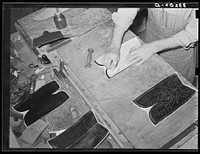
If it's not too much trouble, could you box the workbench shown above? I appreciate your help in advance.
[12,7,198,149]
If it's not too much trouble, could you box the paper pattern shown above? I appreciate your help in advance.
[95,37,141,78]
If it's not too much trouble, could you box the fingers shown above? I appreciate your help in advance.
[129,45,140,53]
[129,56,142,65]
[102,53,118,70]
[126,48,143,64]
[110,59,117,71]
[106,58,113,69]
[135,59,144,66]
[126,52,147,66]
[102,55,111,69]
[101,55,112,69]
[101,54,107,65]
[126,52,138,62]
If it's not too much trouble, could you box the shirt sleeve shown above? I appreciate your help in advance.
[172,9,198,50]
[112,8,140,31]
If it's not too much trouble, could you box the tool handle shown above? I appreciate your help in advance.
[59,70,67,79]
[85,49,94,68]
[53,69,63,80]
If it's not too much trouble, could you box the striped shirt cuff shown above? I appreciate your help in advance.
[172,30,197,50]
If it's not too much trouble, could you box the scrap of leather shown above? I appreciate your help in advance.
[13,81,60,112]
[13,81,69,127]
[12,120,27,138]
[133,73,196,125]
[20,120,48,144]
[24,91,69,127]
[47,110,109,148]
[33,31,65,47]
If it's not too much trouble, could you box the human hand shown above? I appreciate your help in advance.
[101,46,120,71]
[126,43,157,66]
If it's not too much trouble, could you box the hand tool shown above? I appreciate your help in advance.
[53,61,71,88]
[59,60,70,76]
[28,64,39,68]
[38,54,51,64]
[59,70,67,79]
[29,74,38,93]
[53,67,68,82]
[35,66,53,75]
[85,48,94,68]
[53,68,63,81]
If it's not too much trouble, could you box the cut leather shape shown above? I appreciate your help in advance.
[13,81,60,112]
[24,91,69,127]
[33,31,65,48]
[133,73,196,125]
[12,81,69,127]
[47,110,109,149]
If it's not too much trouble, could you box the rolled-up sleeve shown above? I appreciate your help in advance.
[172,10,198,50]
[112,8,139,31]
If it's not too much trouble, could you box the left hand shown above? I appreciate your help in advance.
[126,43,157,66]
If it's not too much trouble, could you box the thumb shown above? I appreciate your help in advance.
[110,60,117,71]
[101,54,107,65]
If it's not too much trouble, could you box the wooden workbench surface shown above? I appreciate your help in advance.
[17,8,198,149]
[18,8,112,39]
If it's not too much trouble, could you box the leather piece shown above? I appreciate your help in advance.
[33,31,64,47]
[13,81,69,127]
[69,124,109,148]
[48,110,109,148]
[133,73,196,125]
[13,81,60,112]
[24,91,69,127]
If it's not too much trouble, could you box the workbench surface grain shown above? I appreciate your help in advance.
[16,8,198,149]
[18,8,112,39]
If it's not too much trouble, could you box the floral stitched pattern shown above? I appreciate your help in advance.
[133,73,196,125]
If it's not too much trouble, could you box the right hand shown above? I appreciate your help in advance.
[101,46,120,71]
